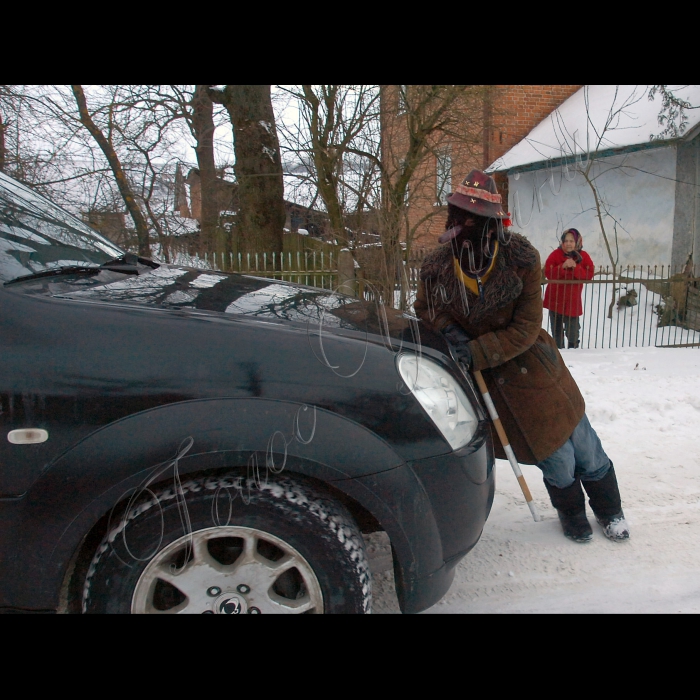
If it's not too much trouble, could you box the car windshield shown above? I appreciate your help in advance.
[0,171,125,283]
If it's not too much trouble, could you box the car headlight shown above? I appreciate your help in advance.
[397,353,479,451]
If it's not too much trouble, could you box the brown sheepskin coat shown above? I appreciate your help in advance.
[414,233,585,464]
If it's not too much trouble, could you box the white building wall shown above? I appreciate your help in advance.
[507,147,677,270]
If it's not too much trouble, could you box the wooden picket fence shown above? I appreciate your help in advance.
[187,249,339,290]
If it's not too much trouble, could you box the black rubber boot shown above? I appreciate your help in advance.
[543,477,593,543]
[582,463,630,541]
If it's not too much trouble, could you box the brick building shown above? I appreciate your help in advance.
[381,85,581,250]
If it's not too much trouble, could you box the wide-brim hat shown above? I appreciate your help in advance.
[447,169,508,219]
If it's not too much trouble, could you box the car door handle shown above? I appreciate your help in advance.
[7,429,49,444]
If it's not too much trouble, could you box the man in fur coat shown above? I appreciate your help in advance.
[414,169,629,543]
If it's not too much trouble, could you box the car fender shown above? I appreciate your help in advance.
[1,397,443,610]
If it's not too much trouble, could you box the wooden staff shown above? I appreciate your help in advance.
[471,369,541,522]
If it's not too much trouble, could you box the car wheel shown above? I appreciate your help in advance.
[82,474,372,614]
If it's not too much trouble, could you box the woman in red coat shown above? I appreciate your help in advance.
[543,228,594,349]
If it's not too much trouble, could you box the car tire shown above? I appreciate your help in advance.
[82,474,372,614]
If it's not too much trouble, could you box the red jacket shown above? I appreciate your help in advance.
[542,247,594,317]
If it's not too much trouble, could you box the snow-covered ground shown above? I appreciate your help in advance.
[370,345,700,613]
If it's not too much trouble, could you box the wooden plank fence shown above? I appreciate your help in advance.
[193,249,338,290]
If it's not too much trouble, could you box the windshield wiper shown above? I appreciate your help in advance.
[100,252,159,271]
[3,253,161,286]
[4,265,101,286]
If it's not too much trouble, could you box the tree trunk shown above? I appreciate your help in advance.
[222,85,285,255]
[313,152,344,239]
[192,85,219,253]
[380,195,404,308]
[301,86,345,242]
[71,85,151,257]
[584,171,618,318]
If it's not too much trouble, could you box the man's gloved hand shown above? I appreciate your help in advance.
[441,323,473,370]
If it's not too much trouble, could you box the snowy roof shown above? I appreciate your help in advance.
[487,85,700,173]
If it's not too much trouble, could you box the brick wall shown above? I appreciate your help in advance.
[389,85,582,250]
[487,85,582,164]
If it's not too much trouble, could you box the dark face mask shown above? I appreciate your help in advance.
[460,219,496,249]
[440,218,495,246]
[451,224,497,277]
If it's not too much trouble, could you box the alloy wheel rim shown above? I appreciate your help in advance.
[131,526,324,614]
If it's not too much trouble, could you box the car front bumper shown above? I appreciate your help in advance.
[337,420,495,613]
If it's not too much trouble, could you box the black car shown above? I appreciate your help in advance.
[0,171,495,614]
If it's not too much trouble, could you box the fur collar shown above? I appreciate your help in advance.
[420,232,538,325]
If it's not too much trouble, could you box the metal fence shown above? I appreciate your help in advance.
[541,264,700,349]
[395,260,700,350]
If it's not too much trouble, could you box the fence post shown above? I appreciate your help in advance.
[670,265,690,322]
[337,248,356,296]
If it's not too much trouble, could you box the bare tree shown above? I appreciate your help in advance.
[2,85,235,264]
[190,85,219,252]
[212,85,286,255]
[108,85,223,263]
[549,86,648,317]
[0,85,67,186]
[0,85,21,176]
[277,85,493,308]
[155,84,228,253]
[649,85,700,141]
[278,85,381,244]
[4,84,495,295]
[71,85,151,257]
[372,85,491,308]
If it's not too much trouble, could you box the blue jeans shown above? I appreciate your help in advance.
[536,413,611,489]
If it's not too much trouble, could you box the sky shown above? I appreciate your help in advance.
[369,344,700,613]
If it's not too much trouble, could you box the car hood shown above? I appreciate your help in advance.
[45,264,418,340]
